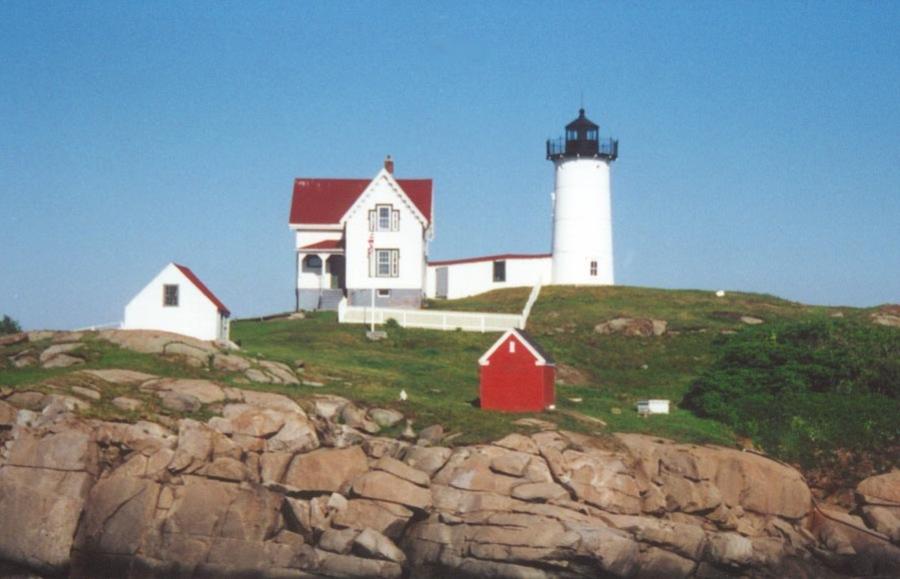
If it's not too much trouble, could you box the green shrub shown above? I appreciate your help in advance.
[683,319,900,470]
[0,315,21,335]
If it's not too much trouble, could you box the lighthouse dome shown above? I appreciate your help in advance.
[547,108,618,160]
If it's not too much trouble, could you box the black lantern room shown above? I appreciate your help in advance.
[547,109,618,161]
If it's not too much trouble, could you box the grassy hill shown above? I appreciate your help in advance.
[3,285,890,472]
[233,286,872,447]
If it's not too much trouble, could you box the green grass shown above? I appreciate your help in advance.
[229,286,873,446]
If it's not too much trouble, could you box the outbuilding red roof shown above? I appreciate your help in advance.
[300,239,343,251]
[479,328,556,366]
[428,253,552,267]
[174,264,230,317]
[289,178,432,225]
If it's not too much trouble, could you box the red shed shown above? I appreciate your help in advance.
[478,329,556,412]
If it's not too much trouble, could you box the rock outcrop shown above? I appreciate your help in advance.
[1,389,898,578]
[594,318,668,337]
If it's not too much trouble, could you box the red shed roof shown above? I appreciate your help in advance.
[479,328,555,366]
[289,177,432,225]
[174,264,230,317]
[300,239,343,251]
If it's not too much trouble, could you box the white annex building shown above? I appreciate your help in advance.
[122,263,231,342]
[289,109,618,310]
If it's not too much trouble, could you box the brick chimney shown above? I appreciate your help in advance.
[384,155,394,174]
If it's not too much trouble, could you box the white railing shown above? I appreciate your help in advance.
[520,283,542,329]
[340,303,521,332]
[336,281,542,333]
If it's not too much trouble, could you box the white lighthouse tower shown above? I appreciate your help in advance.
[547,109,618,285]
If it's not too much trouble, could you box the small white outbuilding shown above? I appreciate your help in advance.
[122,263,231,342]
[637,399,671,416]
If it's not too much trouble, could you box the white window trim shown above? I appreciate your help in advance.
[372,248,400,278]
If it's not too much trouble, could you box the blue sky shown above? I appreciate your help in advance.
[2,2,898,330]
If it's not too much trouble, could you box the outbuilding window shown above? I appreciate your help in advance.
[493,260,506,282]
[163,284,179,307]
[377,289,391,298]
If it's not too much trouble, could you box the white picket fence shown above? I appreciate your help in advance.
[338,284,541,333]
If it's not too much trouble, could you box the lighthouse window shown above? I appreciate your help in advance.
[493,260,506,282]
[590,261,598,276]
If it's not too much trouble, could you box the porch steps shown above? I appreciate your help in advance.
[318,290,344,311]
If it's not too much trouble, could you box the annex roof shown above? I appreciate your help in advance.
[173,263,231,317]
[428,253,552,267]
[290,177,432,226]
[478,328,556,366]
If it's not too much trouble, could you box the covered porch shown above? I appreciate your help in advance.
[296,240,346,311]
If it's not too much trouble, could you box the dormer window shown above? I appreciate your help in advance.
[370,204,400,232]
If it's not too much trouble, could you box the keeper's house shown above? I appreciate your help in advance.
[289,156,433,311]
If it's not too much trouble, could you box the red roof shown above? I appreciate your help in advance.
[289,178,432,225]
[300,239,343,250]
[428,253,552,267]
[174,264,230,317]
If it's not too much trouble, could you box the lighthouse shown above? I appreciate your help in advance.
[547,109,618,285]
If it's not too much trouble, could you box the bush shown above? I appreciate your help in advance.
[683,319,900,471]
[0,315,21,335]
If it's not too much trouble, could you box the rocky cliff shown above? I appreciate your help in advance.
[1,374,899,579]
[2,329,900,578]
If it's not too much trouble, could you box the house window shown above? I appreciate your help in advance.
[508,340,516,354]
[163,284,179,307]
[378,206,391,230]
[493,260,506,282]
[373,249,399,278]
[590,261,598,276]
[377,289,391,298]
[369,205,400,232]
[304,255,322,269]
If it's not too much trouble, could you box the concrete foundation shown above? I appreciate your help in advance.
[348,289,422,309]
